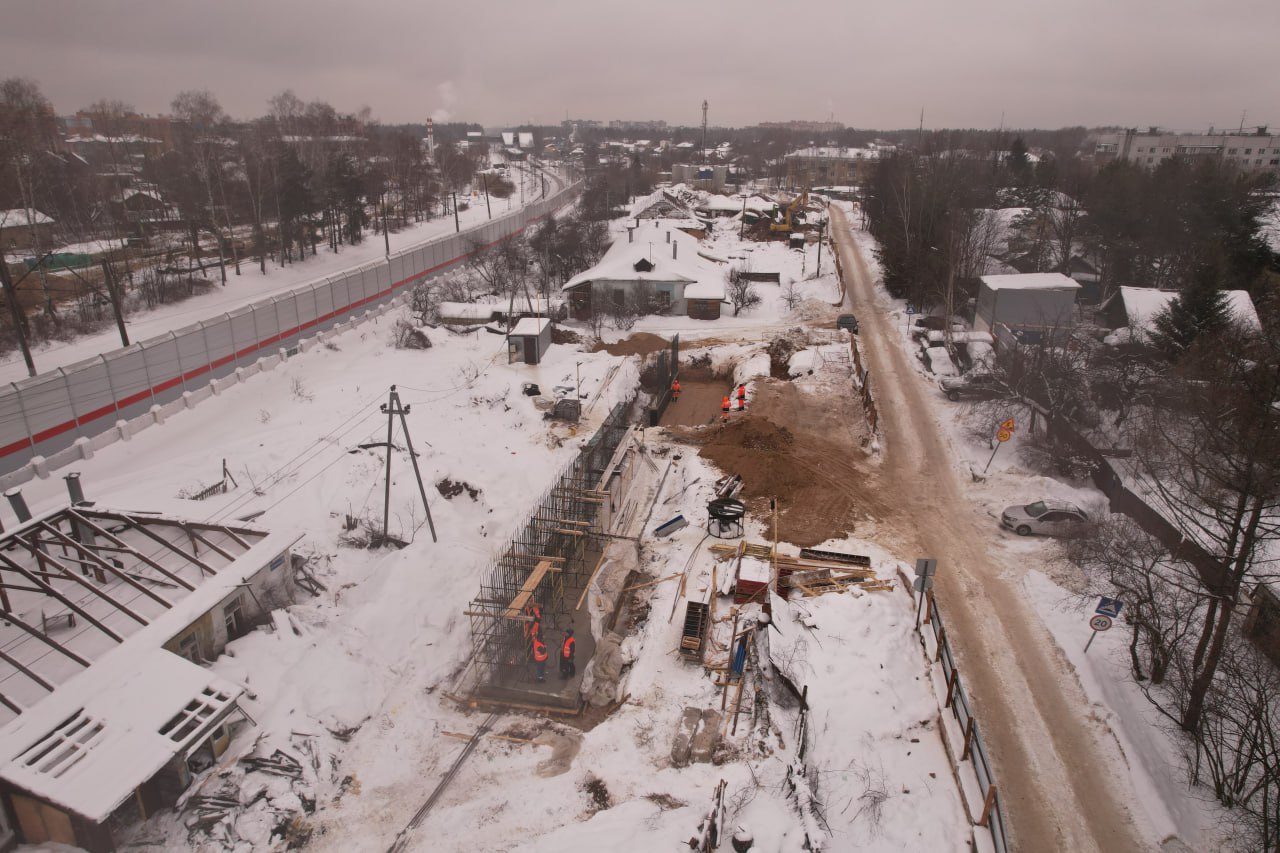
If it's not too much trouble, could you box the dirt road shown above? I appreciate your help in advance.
[828,205,1148,852]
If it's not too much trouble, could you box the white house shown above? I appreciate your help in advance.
[975,273,1081,346]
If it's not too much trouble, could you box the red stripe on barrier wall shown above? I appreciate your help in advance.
[118,390,151,409]
[77,403,117,425]
[32,421,75,444]
[0,437,32,457]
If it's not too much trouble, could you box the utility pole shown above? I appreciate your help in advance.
[381,193,391,257]
[815,218,825,275]
[0,259,35,376]
[452,192,460,232]
[482,172,492,219]
[99,260,130,347]
[379,386,438,545]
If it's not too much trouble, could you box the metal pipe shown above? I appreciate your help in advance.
[5,488,31,523]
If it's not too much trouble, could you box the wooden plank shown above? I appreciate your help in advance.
[504,561,555,619]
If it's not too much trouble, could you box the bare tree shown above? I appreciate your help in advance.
[726,267,761,316]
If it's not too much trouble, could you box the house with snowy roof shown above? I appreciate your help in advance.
[0,209,57,252]
[562,233,721,320]
[1099,286,1261,343]
[0,497,299,851]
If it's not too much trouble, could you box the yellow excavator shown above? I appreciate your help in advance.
[769,189,809,234]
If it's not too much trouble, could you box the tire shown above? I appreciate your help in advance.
[1015,525,1032,536]
[946,390,960,402]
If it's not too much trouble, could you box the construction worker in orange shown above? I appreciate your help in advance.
[721,395,731,424]
[523,601,542,642]
[736,383,747,411]
[532,636,548,682]
[560,628,576,679]
[671,377,681,401]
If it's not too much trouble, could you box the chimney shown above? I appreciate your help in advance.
[666,230,671,243]
[672,241,678,260]
[628,227,634,243]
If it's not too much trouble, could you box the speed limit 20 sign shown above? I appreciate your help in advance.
[1089,614,1113,632]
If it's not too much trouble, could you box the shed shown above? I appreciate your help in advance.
[684,280,725,321]
[975,273,1080,346]
[507,317,552,364]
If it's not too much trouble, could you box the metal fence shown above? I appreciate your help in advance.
[920,591,1010,853]
[0,182,582,476]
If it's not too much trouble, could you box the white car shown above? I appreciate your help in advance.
[1000,501,1090,537]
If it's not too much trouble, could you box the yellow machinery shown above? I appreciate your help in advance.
[769,189,809,233]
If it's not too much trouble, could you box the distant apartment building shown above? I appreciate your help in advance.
[758,120,845,134]
[783,145,887,188]
[608,119,668,132]
[1094,127,1280,174]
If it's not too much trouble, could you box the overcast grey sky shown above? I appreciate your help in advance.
[3,0,1277,131]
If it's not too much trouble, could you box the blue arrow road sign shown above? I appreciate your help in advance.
[1096,597,1123,618]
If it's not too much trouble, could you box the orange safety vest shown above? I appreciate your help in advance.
[533,639,548,662]
[562,636,576,659]
[737,386,746,401]
[672,380,681,393]
[721,396,731,412]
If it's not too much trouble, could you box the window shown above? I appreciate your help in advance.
[1270,159,1279,165]
[1228,148,1238,154]
[223,596,246,641]
[178,633,200,663]
[1245,148,1252,154]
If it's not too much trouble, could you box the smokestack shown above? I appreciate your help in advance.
[5,488,31,523]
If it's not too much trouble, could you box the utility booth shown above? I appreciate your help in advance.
[507,318,552,364]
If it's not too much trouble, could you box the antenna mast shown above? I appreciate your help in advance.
[701,99,709,161]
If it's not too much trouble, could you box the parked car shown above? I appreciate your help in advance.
[836,313,859,333]
[1000,501,1090,537]
[922,346,958,377]
[939,372,1007,402]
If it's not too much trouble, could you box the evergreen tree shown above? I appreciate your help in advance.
[1149,273,1231,359]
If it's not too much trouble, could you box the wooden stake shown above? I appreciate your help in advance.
[961,717,976,760]
[978,785,998,827]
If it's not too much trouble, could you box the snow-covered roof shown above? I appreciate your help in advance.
[684,280,725,300]
[785,146,881,161]
[562,239,701,290]
[0,208,55,227]
[518,132,534,149]
[508,317,551,336]
[0,648,242,823]
[699,195,743,212]
[979,273,1080,291]
[439,302,498,321]
[1112,286,1261,334]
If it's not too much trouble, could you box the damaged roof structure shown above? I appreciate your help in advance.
[0,500,298,852]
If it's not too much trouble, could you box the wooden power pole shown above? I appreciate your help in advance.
[380,386,438,545]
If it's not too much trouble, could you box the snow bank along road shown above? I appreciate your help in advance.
[828,205,1147,853]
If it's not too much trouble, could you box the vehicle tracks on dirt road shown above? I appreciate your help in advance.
[828,205,1149,853]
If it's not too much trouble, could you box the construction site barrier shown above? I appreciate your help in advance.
[0,181,582,481]
[917,589,1010,853]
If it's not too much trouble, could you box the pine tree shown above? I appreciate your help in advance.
[1149,274,1231,359]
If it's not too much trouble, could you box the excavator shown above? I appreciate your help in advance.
[769,189,809,235]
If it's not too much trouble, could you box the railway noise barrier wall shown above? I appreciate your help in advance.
[0,181,581,481]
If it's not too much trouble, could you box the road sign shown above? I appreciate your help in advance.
[912,576,934,592]
[906,304,918,315]
[1096,597,1123,619]
[1089,614,1114,632]
[1000,418,1016,431]
[996,429,1012,443]
[914,558,938,577]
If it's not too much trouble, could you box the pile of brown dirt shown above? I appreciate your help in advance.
[697,380,890,547]
[595,332,671,357]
